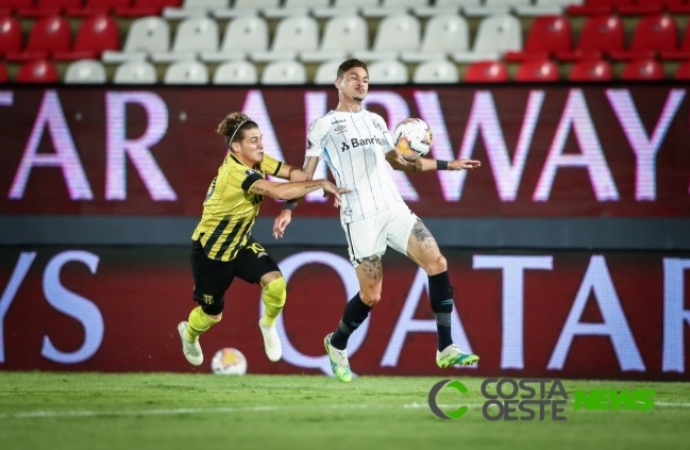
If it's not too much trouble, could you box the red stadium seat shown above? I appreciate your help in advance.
[675,60,690,80]
[0,63,7,83]
[0,16,22,57]
[116,0,181,16]
[6,15,71,62]
[69,0,132,16]
[16,59,59,83]
[610,14,678,60]
[18,0,83,17]
[566,0,630,16]
[515,60,560,82]
[569,59,614,82]
[505,16,572,62]
[661,21,690,60]
[621,58,665,80]
[54,14,119,60]
[464,61,508,83]
[557,15,624,61]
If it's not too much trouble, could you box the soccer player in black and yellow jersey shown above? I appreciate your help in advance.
[178,112,347,367]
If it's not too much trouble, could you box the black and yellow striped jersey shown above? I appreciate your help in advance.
[192,153,283,261]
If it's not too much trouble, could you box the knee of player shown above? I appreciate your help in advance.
[425,254,448,275]
[264,276,287,306]
[361,295,381,307]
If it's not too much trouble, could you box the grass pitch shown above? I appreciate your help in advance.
[1,372,689,450]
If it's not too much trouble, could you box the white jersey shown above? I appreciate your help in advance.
[306,109,406,224]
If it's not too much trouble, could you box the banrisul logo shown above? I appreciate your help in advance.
[427,379,656,421]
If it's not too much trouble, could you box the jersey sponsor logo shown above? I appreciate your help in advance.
[340,141,350,152]
[350,136,384,148]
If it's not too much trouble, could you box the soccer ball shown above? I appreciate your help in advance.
[393,118,433,160]
[211,347,247,376]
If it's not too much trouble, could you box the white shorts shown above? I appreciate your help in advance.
[342,206,419,267]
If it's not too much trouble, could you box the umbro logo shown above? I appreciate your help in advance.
[341,141,350,152]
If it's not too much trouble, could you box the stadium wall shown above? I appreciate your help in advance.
[0,85,688,380]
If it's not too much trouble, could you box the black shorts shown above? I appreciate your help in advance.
[190,237,280,315]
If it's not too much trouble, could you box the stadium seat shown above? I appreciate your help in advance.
[464,61,508,82]
[0,63,7,83]
[355,14,420,61]
[18,0,82,17]
[568,59,613,81]
[469,14,522,59]
[6,15,71,62]
[152,16,218,63]
[102,16,169,63]
[54,15,119,61]
[64,59,107,83]
[402,15,468,62]
[261,60,307,84]
[412,59,459,83]
[164,60,209,84]
[313,59,341,84]
[164,0,229,19]
[515,60,560,82]
[367,59,409,84]
[16,59,59,83]
[201,15,267,62]
[557,14,623,61]
[309,15,368,58]
[610,14,677,61]
[213,60,258,84]
[505,15,571,62]
[113,60,157,83]
[253,15,318,62]
[117,0,181,16]
[68,0,132,16]
[263,0,329,19]
[675,60,690,80]
[0,16,22,58]
[566,0,626,16]
[621,58,664,81]
[661,21,690,60]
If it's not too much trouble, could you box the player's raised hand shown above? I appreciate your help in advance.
[448,159,481,171]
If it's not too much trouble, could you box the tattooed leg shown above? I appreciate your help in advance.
[355,255,384,307]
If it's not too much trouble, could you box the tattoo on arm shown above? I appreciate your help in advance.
[362,256,383,281]
[412,219,437,250]
[304,183,322,190]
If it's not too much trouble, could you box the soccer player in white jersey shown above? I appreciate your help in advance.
[273,59,482,382]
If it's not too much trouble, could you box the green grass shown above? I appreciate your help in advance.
[1,373,689,450]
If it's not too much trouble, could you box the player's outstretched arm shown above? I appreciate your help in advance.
[386,150,482,173]
[250,179,347,203]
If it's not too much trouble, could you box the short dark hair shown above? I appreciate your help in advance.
[337,59,368,79]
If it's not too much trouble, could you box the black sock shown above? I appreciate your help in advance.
[330,293,372,350]
[429,271,454,351]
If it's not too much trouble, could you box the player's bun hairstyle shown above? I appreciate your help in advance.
[217,112,258,147]
[337,59,368,80]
